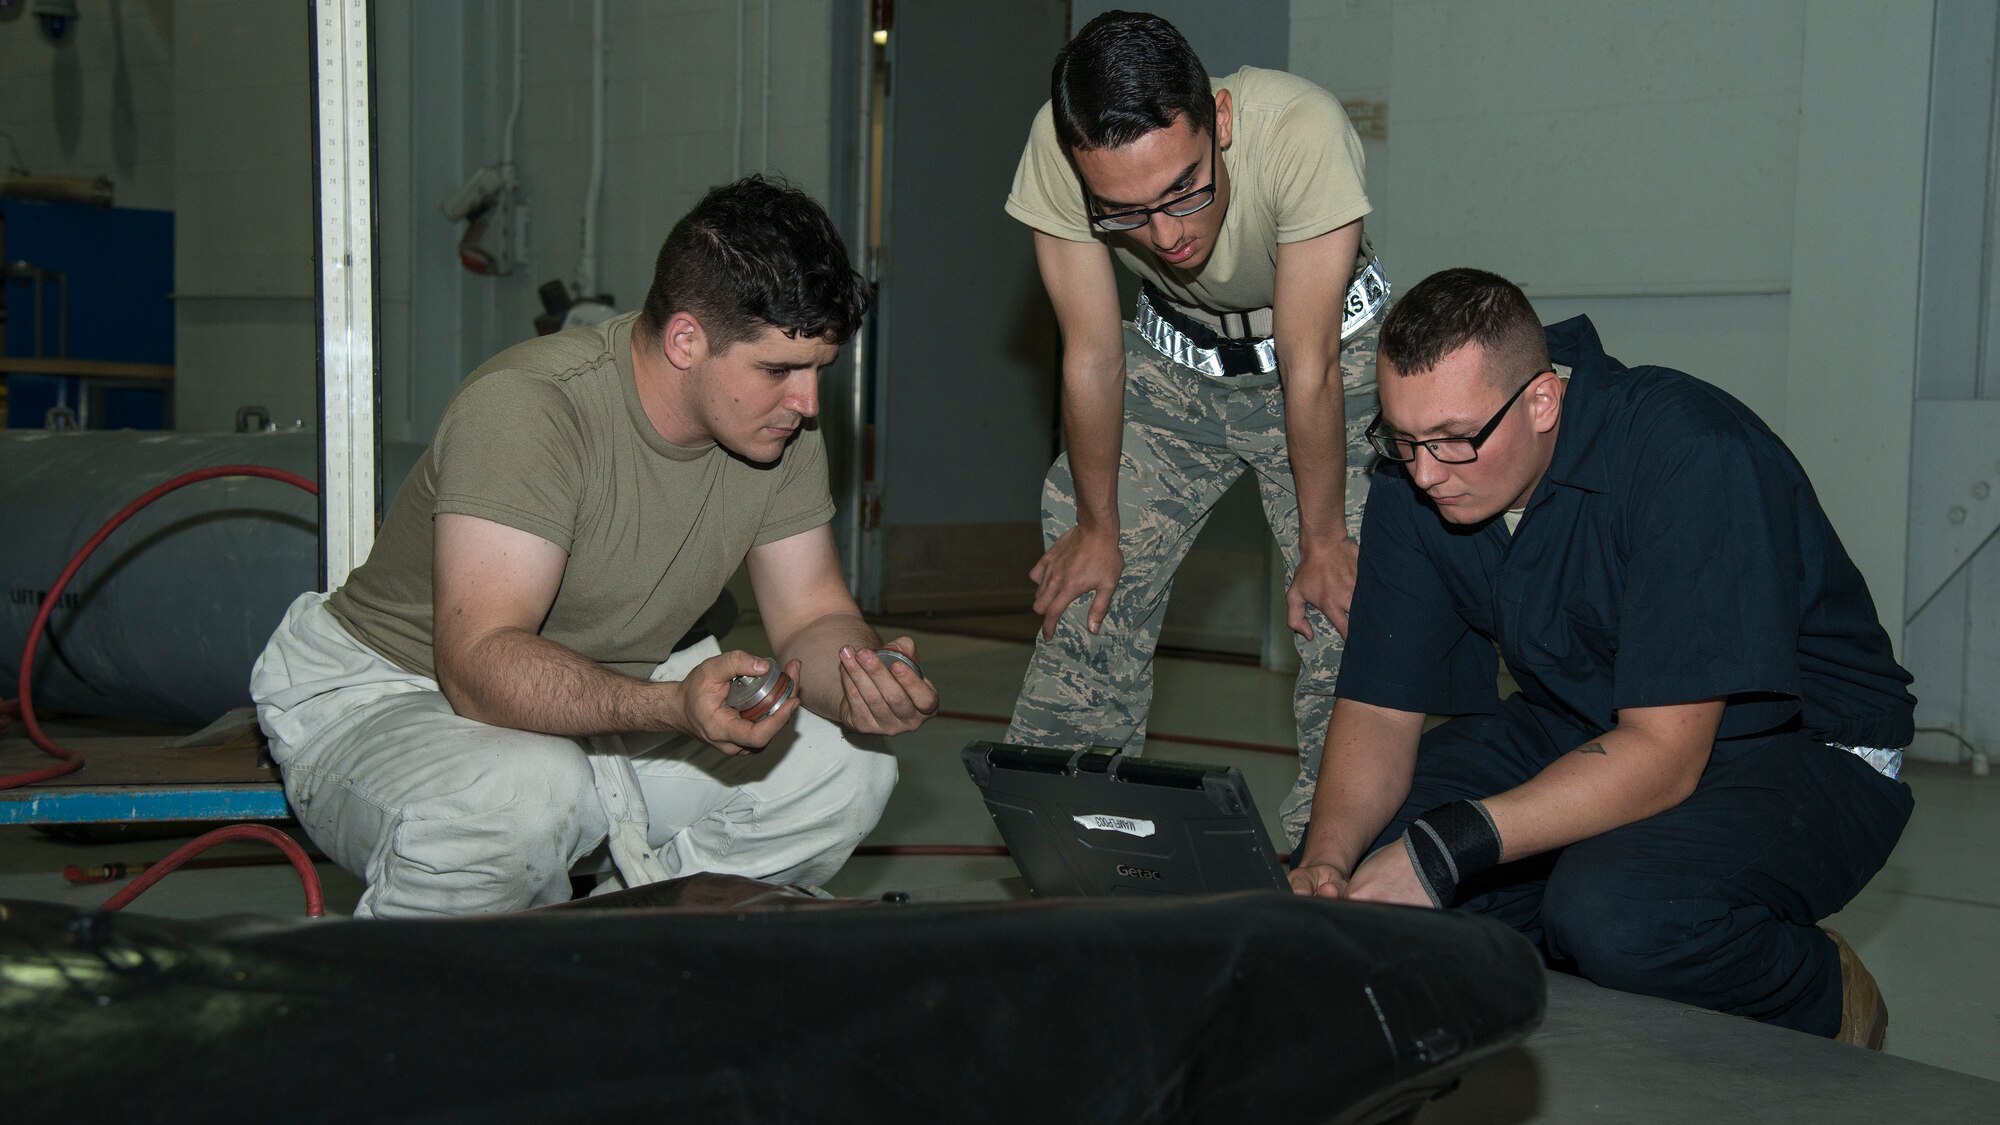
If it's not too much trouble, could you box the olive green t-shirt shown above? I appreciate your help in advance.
[325,311,835,680]
[1005,66,1371,319]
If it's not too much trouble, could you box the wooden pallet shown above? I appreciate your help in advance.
[0,714,289,824]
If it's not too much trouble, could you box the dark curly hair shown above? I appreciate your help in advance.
[1051,11,1214,152]
[637,175,872,352]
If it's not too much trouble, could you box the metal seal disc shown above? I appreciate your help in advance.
[873,648,922,678]
[727,665,795,722]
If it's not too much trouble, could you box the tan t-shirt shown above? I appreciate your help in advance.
[326,311,835,680]
[1006,66,1371,320]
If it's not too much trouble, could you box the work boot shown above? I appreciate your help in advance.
[1823,927,1888,1049]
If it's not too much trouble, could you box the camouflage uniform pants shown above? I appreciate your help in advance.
[1007,316,1382,848]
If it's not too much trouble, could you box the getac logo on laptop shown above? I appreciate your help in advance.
[1116,864,1163,881]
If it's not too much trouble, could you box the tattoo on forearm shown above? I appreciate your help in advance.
[1577,742,1607,756]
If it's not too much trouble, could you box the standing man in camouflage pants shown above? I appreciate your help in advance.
[1003,11,1389,844]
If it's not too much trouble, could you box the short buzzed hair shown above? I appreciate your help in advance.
[1051,11,1215,152]
[1378,268,1550,383]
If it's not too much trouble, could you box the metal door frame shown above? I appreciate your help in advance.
[311,0,382,592]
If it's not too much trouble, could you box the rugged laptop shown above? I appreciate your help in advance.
[961,740,1289,897]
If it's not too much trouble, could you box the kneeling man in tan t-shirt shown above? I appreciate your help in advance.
[250,177,935,917]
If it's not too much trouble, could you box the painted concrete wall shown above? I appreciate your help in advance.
[1905,0,2000,765]
[10,1,846,440]
[0,0,174,211]
[0,0,316,433]
[1075,0,1289,71]
[1783,4,1930,654]
[1378,0,1802,430]
[374,0,473,449]
[470,0,836,338]
[376,0,843,445]
[1290,0,1929,656]
[1297,0,1801,422]
[1290,0,1392,260]
[171,0,317,433]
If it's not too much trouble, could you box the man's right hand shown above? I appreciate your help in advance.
[675,650,802,755]
[1029,525,1124,641]
[1287,862,1350,899]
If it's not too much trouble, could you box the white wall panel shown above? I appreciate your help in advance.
[363,0,842,442]
[172,0,316,432]
[1785,3,1933,645]
[1528,293,1792,430]
[0,0,175,210]
[1388,0,1803,296]
[467,0,837,362]
[1294,1,1932,662]
[1289,0,1393,244]
[1907,1,2000,762]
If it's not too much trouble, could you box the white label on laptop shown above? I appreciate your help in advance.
[1073,813,1156,838]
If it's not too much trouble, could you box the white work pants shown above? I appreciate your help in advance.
[249,593,897,918]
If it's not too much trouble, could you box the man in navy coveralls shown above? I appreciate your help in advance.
[1289,268,1915,1047]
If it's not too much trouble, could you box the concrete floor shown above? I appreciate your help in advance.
[4,622,1998,1098]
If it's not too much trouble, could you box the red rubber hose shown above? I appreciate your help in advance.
[2,463,318,790]
[64,845,332,885]
[98,823,324,917]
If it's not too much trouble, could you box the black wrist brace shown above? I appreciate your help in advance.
[1401,799,1502,907]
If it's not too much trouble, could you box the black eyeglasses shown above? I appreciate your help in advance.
[1365,371,1552,464]
[1086,129,1219,233]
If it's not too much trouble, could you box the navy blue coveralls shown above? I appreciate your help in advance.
[1333,316,1916,1036]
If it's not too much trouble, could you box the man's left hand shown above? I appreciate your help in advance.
[1287,537,1360,641]
[836,637,941,736]
[1346,840,1436,908]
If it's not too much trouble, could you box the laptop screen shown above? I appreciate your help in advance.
[961,741,1290,897]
